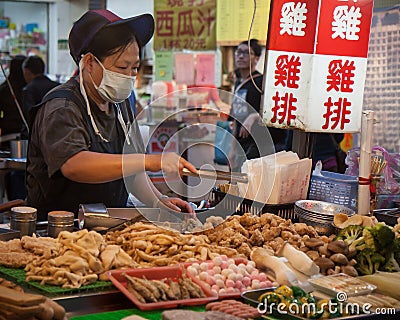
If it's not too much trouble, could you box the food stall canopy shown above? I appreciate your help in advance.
[262,0,374,133]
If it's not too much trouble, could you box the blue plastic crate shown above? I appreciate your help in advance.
[308,171,358,210]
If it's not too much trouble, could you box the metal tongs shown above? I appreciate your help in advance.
[182,167,248,184]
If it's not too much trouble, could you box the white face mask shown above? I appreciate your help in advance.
[91,56,135,103]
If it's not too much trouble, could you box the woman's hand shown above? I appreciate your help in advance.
[145,153,197,175]
[239,113,258,138]
[158,197,195,215]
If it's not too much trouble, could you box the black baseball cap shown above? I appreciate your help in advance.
[69,10,154,64]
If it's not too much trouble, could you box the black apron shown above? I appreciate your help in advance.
[28,82,137,220]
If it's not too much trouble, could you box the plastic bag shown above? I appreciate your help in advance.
[345,146,399,194]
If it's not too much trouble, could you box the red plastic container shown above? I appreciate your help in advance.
[108,265,217,311]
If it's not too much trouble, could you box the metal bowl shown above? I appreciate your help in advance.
[295,200,355,218]
[295,200,355,235]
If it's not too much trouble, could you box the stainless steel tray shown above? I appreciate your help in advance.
[78,205,184,233]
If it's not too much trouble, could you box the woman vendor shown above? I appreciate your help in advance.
[26,10,197,220]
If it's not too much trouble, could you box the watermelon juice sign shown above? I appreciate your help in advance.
[262,0,373,132]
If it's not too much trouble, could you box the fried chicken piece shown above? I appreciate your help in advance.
[249,229,264,247]
[269,237,285,253]
[0,252,35,268]
[237,243,252,257]
[281,230,293,241]
[0,239,24,253]
[239,213,259,227]
[224,217,249,237]
[293,223,309,236]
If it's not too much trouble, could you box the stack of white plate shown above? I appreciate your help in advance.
[294,200,355,235]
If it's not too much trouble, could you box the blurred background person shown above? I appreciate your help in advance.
[0,55,26,138]
[0,55,27,201]
[21,55,60,138]
[228,39,286,171]
[285,130,345,173]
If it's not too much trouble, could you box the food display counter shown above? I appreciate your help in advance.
[0,191,399,320]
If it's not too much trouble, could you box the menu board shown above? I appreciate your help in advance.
[216,0,271,45]
[154,0,216,50]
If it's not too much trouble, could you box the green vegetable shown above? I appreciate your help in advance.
[394,238,400,266]
[369,223,395,249]
[349,227,376,252]
[335,225,364,246]
[292,286,306,299]
[355,248,385,275]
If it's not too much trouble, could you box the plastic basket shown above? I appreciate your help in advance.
[210,188,297,222]
[308,171,358,210]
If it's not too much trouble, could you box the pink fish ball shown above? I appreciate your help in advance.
[227,273,237,281]
[235,273,243,282]
[206,276,216,286]
[264,280,273,287]
[257,272,267,282]
[186,266,198,276]
[199,271,208,281]
[212,256,222,266]
[235,280,244,289]
[228,264,239,273]
[242,276,251,287]
[260,281,271,288]
[220,255,228,261]
[225,279,235,288]
[216,279,225,288]
[214,274,223,281]
[226,287,237,293]
[200,262,209,271]
[250,270,260,280]
[251,279,261,290]
[246,264,255,274]
[213,266,222,274]
[207,269,215,276]
[220,261,229,270]
[211,284,219,292]
[191,262,200,270]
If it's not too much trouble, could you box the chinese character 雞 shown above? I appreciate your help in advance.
[327,59,355,92]
[280,2,308,36]
[274,55,301,88]
[332,6,361,41]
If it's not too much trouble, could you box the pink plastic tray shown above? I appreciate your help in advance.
[108,265,217,311]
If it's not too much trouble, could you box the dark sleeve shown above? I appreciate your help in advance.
[22,87,36,122]
[334,133,344,144]
[285,130,293,151]
[34,98,90,177]
[247,76,263,113]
